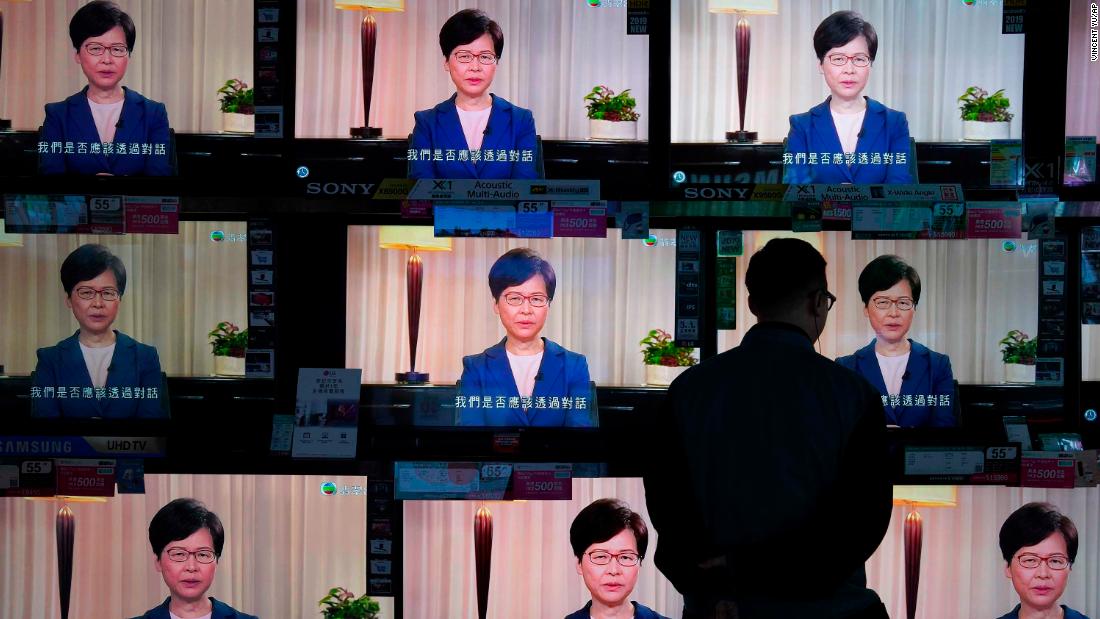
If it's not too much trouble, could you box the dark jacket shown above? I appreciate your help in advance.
[784,96,912,184]
[32,330,165,418]
[409,93,539,179]
[836,339,957,428]
[39,86,172,176]
[996,604,1090,619]
[458,337,593,427]
[129,596,258,619]
[564,600,670,619]
[643,322,893,619]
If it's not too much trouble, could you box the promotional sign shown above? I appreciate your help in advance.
[852,203,965,239]
[511,464,573,500]
[0,459,57,497]
[675,229,703,348]
[292,368,362,458]
[125,197,180,234]
[1064,136,1097,185]
[902,445,1019,484]
[966,203,1022,239]
[990,140,1023,187]
[434,203,552,238]
[394,462,480,499]
[715,257,737,330]
[1020,452,1077,489]
[410,179,600,201]
[55,459,115,497]
[552,203,607,238]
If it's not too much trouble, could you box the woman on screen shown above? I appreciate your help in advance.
[996,503,1090,619]
[39,1,171,176]
[32,244,165,418]
[566,499,669,619]
[783,11,913,185]
[459,248,593,427]
[130,498,258,619]
[836,255,955,427]
[409,9,540,180]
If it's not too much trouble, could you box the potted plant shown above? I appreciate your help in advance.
[208,321,248,376]
[640,328,697,387]
[584,85,640,141]
[999,329,1036,383]
[217,78,255,134]
[319,587,381,619]
[958,86,1013,141]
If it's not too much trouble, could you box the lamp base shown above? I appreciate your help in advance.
[726,130,757,143]
[396,371,429,384]
[0,119,11,131]
[351,126,383,139]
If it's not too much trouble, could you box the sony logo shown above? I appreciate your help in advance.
[305,182,377,195]
[683,187,752,199]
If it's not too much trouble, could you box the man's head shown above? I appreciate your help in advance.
[745,238,832,341]
[149,498,225,605]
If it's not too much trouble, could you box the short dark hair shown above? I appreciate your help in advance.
[439,9,503,59]
[70,1,136,53]
[60,244,127,297]
[857,255,921,306]
[149,498,225,560]
[569,498,649,561]
[488,248,556,301]
[813,10,877,62]
[745,238,827,315]
[999,502,1078,565]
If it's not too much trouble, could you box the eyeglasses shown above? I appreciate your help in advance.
[812,289,837,310]
[871,297,914,311]
[74,287,120,302]
[165,548,217,564]
[84,43,130,58]
[586,550,641,567]
[453,51,498,65]
[826,53,871,68]
[1017,553,1070,570]
[502,292,549,308]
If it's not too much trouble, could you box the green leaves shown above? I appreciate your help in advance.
[639,328,698,367]
[584,85,640,122]
[958,86,1013,122]
[208,321,248,358]
[319,587,381,619]
[217,78,255,115]
[998,329,1037,365]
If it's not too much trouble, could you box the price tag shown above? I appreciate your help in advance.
[904,448,985,475]
[125,197,180,234]
[511,464,572,500]
[394,462,479,498]
[81,196,125,234]
[1021,452,1076,488]
[0,459,57,497]
[21,460,53,475]
[55,459,115,497]
[480,463,513,481]
[552,205,607,238]
[967,204,1022,239]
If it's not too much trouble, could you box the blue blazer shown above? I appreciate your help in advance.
[39,86,172,176]
[996,605,1090,619]
[458,337,594,427]
[565,601,669,619]
[130,596,258,619]
[784,96,913,184]
[409,93,540,179]
[32,330,166,419]
[836,339,956,428]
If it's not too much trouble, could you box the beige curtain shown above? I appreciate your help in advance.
[0,474,395,619]
[347,228,1038,386]
[295,0,650,139]
[0,221,247,377]
[672,0,1026,143]
[0,0,253,133]
[404,482,1100,619]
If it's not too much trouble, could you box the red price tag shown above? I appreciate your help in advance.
[126,200,179,234]
[553,206,607,238]
[1021,457,1075,488]
[967,207,1022,239]
[55,460,115,497]
[512,466,571,500]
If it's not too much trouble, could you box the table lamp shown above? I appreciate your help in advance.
[334,0,404,138]
[708,0,778,143]
[0,0,33,130]
[26,496,108,619]
[892,485,958,619]
[379,226,452,384]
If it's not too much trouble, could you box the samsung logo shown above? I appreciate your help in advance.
[305,182,377,196]
[1,440,73,454]
[683,187,753,199]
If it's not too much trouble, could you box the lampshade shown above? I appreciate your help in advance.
[25,496,109,504]
[892,485,958,508]
[379,226,452,251]
[334,0,404,11]
[708,0,778,15]
[0,219,23,247]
